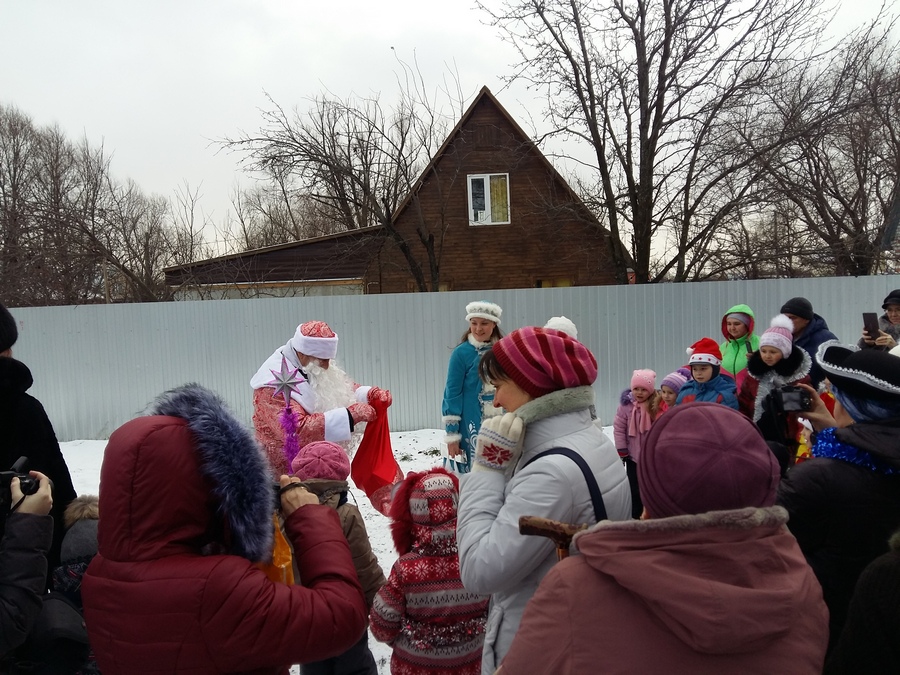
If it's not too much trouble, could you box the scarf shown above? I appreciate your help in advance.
[628,398,654,437]
[812,427,900,475]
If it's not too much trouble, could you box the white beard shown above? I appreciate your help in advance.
[303,360,357,412]
[303,360,366,456]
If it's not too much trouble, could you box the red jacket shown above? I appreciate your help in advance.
[82,389,367,674]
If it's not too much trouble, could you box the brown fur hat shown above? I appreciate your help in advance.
[63,495,99,529]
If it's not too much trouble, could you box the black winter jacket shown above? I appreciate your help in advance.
[0,357,76,578]
[777,418,900,652]
[793,314,838,388]
[0,513,53,655]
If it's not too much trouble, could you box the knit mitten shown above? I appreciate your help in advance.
[368,387,392,406]
[348,403,376,424]
[474,412,524,473]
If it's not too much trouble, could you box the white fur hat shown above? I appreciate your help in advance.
[465,301,502,326]
[544,316,577,339]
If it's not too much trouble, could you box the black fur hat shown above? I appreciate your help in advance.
[0,302,17,353]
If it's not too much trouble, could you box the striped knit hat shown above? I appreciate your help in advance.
[759,314,794,357]
[492,327,597,398]
[661,368,690,394]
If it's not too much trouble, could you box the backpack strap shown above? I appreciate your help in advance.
[522,448,608,522]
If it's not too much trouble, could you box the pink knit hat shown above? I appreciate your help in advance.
[290,441,351,481]
[630,369,656,391]
[758,314,794,357]
[492,327,598,398]
[686,337,722,366]
[638,402,780,518]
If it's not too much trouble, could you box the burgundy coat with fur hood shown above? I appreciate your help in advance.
[82,385,367,674]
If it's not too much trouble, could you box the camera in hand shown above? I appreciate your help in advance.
[772,385,812,413]
[0,457,39,513]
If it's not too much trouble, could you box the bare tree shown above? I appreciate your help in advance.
[0,103,217,306]
[224,61,465,291]
[751,16,900,276]
[479,0,840,282]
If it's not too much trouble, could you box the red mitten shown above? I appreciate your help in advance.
[348,403,376,424]
[368,387,392,407]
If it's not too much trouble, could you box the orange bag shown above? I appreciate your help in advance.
[255,513,295,585]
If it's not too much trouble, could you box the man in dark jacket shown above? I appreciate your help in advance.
[780,296,838,388]
[0,302,76,580]
[777,342,900,654]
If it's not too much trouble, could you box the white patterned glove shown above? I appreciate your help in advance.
[474,412,525,473]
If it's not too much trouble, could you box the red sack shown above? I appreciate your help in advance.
[351,399,403,515]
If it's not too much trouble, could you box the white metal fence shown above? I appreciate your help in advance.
[10,274,899,441]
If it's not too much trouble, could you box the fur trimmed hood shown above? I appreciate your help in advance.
[745,348,811,422]
[515,386,595,426]
[619,388,635,406]
[389,467,459,555]
[97,384,274,564]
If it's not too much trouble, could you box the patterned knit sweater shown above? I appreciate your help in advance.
[370,519,488,674]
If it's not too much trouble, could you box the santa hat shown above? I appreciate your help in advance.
[686,337,722,366]
[630,369,656,391]
[544,316,577,339]
[493,327,597,398]
[465,301,502,325]
[291,441,351,481]
[759,314,794,357]
[290,320,339,360]
[660,368,691,394]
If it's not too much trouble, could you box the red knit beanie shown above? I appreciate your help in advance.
[492,327,597,398]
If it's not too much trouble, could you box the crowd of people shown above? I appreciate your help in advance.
[2,289,900,674]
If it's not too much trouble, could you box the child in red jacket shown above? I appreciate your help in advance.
[370,469,489,675]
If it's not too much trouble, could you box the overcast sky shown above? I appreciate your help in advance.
[0,0,888,248]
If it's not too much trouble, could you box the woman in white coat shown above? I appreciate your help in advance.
[456,326,631,673]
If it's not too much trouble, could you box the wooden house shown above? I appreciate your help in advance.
[165,87,615,298]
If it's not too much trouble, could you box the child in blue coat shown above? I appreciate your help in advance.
[675,337,739,409]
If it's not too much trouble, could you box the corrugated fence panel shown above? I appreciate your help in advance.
[10,275,900,440]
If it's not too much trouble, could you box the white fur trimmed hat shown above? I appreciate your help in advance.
[465,301,502,326]
[290,320,339,360]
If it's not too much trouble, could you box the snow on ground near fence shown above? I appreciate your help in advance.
[62,425,617,674]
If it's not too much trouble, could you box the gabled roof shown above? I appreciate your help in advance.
[164,227,384,286]
[390,86,606,232]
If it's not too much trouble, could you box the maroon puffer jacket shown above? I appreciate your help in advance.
[82,390,367,674]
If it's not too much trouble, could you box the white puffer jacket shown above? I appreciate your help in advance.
[456,386,631,673]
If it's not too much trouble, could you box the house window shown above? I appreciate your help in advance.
[535,278,573,288]
[468,174,510,225]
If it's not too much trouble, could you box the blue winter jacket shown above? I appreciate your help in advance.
[675,373,739,409]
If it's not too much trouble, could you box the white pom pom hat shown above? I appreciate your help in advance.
[759,314,794,357]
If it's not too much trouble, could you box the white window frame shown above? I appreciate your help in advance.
[467,173,510,226]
